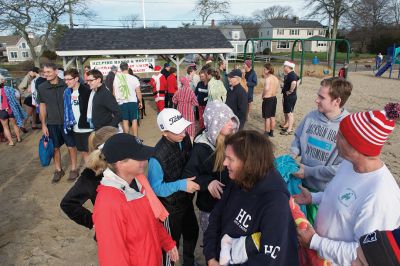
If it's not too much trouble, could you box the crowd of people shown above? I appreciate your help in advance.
[1,58,400,266]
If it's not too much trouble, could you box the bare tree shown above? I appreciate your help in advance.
[392,0,400,25]
[304,0,350,66]
[346,0,392,28]
[0,0,92,66]
[252,5,294,23]
[194,0,230,26]
[119,14,140,29]
[220,15,261,38]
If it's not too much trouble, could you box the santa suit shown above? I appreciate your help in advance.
[150,73,166,112]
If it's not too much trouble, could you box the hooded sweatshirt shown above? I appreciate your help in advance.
[290,109,349,191]
[183,101,239,212]
[203,169,299,265]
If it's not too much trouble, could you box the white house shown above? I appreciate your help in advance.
[0,34,41,62]
[218,25,260,57]
[258,18,327,53]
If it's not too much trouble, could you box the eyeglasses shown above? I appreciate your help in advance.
[64,78,76,81]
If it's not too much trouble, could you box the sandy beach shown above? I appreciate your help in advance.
[0,70,399,265]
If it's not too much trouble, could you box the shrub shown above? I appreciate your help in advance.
[263,48,271,55]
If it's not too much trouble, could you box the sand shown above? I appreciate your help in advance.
[0,71,399,265]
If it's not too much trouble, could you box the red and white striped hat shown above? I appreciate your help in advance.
[339,103,400,156]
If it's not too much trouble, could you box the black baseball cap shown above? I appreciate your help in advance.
[228,69,242,78]
[102,133,154,163]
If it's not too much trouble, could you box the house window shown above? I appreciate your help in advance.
[319,29,325,36]
[307,30,314,36]
[267,30,270,35]
[10,52,18,58]
[232,31,240,40]
[260,31,263,37]
[290,29,299,35]
[277,41,290,49]
[277,29,284,35]
[21,42,26,48]
[22,51,29,58]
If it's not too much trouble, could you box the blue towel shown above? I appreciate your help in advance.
[63,88,76,134]
[274,154,307,215]
[4,86,27,127]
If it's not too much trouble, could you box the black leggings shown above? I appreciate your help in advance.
[163,204,199,266]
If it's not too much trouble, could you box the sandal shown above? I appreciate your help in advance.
[280,130,293,136]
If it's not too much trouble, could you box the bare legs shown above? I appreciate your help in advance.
[122,120,138,136]
[54,146,77,172]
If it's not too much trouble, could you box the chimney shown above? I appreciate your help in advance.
[28,32,34,39]
[211,19,215,28]
[293,16,299,24]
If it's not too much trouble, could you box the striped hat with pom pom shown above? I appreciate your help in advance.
[339,103,400,156]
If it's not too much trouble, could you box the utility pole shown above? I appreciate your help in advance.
[142,0,146,28]
[68,0,74,29]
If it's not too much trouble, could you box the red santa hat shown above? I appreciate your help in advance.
[339,103,400,156]
[283,61,295,69]
[154,65,161,72]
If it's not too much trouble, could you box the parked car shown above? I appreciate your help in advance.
[0,68,13,86]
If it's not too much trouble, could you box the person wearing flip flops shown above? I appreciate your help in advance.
[289,77,353,224]
[0,74,26,146]
[280,61,299,135]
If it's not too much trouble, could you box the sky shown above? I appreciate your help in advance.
[71,0,310,28]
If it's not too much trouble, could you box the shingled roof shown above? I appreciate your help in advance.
[56,28,233,56]
[267,19,325,28]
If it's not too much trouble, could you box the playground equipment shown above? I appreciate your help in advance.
[244,38,351,83]
[375,44,400,79]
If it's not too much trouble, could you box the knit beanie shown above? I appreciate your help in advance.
[359,228,400,266]
[339,103,400,156]
[203,101,239,146]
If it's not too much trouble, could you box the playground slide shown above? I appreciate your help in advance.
[375,61,392,77]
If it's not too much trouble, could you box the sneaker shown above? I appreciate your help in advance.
[52,169,65,183]
[67,169,79,182]
[264,131,270,137]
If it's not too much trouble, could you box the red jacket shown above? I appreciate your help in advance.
[93,185,175,266]
[167,74,177,94]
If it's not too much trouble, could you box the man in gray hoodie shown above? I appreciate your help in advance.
[290,77,353,223]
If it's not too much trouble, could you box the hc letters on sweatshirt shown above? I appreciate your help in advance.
[203,169,299,265]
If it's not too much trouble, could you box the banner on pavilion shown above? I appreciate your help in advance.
[90,57,156,76]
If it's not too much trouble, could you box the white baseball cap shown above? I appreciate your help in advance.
[157,108,191,134]
[283,61,295,69]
